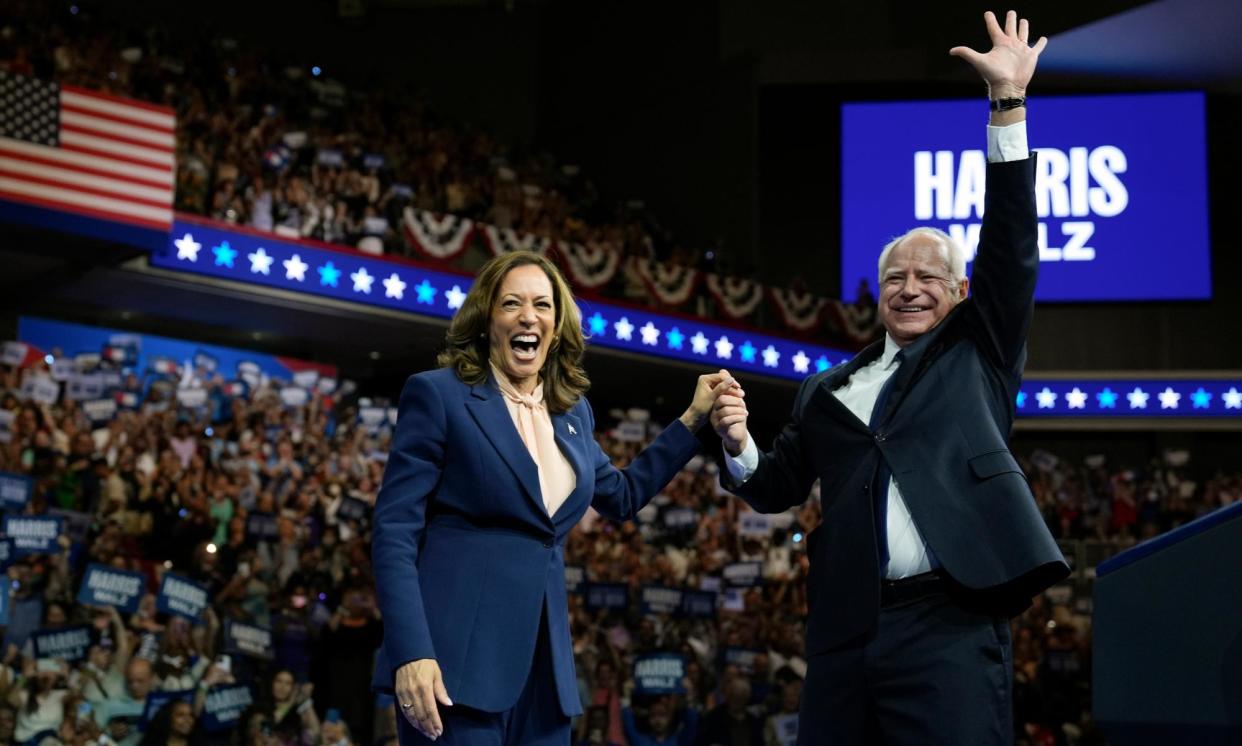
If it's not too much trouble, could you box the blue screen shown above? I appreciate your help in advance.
[840,92,1210,302]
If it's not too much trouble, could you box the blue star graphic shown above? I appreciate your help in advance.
[739,341,757,363]
[414,279,437,304]
[1096,388,1118,409]
[666,327,684,350]
[1191,387,1212,409]
[588,312,608,336]
[318,262,341,287]
[1016,391,1027,408]
[212,241,237,268]
[815,356,830,373]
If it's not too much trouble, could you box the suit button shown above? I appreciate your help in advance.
[875,433,886,442]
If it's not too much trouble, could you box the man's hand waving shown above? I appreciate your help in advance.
[950,10,1047,101]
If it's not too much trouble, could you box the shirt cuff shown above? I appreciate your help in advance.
[987,121,1029,163]
[724,433,759,484]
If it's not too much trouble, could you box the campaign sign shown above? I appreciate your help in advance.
[246,512,279,542]
[21,374,60,405]
[157,573,209,620]
[32,625,93,662]
[4,515,63,556]
[224,619,275,660]
[141,690,194,728]
[584,583,629,610]
[663,507,698,530]
[82,398,118,425]
[738,512,773,537]
[336,496,368,522]
[0,472,32,511]
[640,586,683,615]
[564,565,585,594]
[680,590,718,619]
[724,647,761,674]
[48,508,90,543]
[840,92,1210,302]
[201,684,254,732]
[722,561,763,587]
[633,654,686,695]
[0,539,13,572]
[77,564,145,614]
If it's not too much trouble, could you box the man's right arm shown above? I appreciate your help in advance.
[712,376,818,513]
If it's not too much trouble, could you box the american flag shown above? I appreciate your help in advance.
[0,71,175,230]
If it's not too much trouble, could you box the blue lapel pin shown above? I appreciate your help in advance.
[567,423,577,435]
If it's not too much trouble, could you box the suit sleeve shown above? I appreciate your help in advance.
[585,397,702,522]
[372,373,445,676]
[969,157,1039,375]
[726,374,819,514]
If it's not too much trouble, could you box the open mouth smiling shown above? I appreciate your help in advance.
[510,333,541,361]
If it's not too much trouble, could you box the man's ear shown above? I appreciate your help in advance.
[958,277,970,301]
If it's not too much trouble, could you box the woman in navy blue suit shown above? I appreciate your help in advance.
[372,251,735,745]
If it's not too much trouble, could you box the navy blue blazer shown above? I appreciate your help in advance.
[717,158,1069,654]
[371,367,701,716]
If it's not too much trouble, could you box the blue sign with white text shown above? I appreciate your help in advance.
[841,92,1209,302]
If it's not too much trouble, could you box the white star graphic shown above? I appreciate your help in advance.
[1035,387,1057,409]
[383,273,407,300]
[1225,387,1242,410]
[1066,387,1087,409]
[690,332,709,355]
[761,345,780,368]
[792,351,810,374]
[445,284,467,310]
[1157,387,1181,409]
[614,317,635,341]
[283,254,308,281]
[639,322,660,346]
[174,233,201,261]
[1127,387,1149,409]
[351,267,374,294]
[248,248,274,275]
[714,336,734,360]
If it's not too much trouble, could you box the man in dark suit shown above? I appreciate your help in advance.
[708,11,1069,745]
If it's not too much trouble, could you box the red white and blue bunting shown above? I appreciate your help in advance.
[769,286,828,332]
[631,257,699,307]
[706,274,765,320]
[555,241,622,290]
[478,225,554,257]
[401,208,475,261]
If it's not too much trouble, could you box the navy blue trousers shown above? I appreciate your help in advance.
[798,590,1013,745]
[395,610,572,746]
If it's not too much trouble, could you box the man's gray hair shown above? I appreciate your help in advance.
[876,227,968,284]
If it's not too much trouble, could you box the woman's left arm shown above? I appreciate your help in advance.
[590,372,733,522]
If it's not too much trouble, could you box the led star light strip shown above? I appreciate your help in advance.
[154,221,854,381]
[153,221,1242,418]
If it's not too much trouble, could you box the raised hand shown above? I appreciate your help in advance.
[949,10,1048,99]
[680,370,739,431]
[711,380,749,457]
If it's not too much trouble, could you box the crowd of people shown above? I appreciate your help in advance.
[0,1,878,345]
[0,347,1233,746]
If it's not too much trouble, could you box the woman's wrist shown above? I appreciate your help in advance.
[678,408,707,432]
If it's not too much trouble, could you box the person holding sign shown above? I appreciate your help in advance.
[708,11,1069,744]
[372,251,735,744]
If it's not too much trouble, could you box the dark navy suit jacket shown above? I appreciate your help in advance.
[718,157,1069,655]
[371,367,701,716]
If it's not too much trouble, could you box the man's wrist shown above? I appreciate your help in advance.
[988,83,1025,101]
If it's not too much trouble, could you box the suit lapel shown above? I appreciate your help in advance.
[550,409,590,519]
[810,340,885,433]
[872,316,956,426]
[464,377,546,517]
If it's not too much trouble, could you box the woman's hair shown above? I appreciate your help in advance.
[437,251,589,413]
